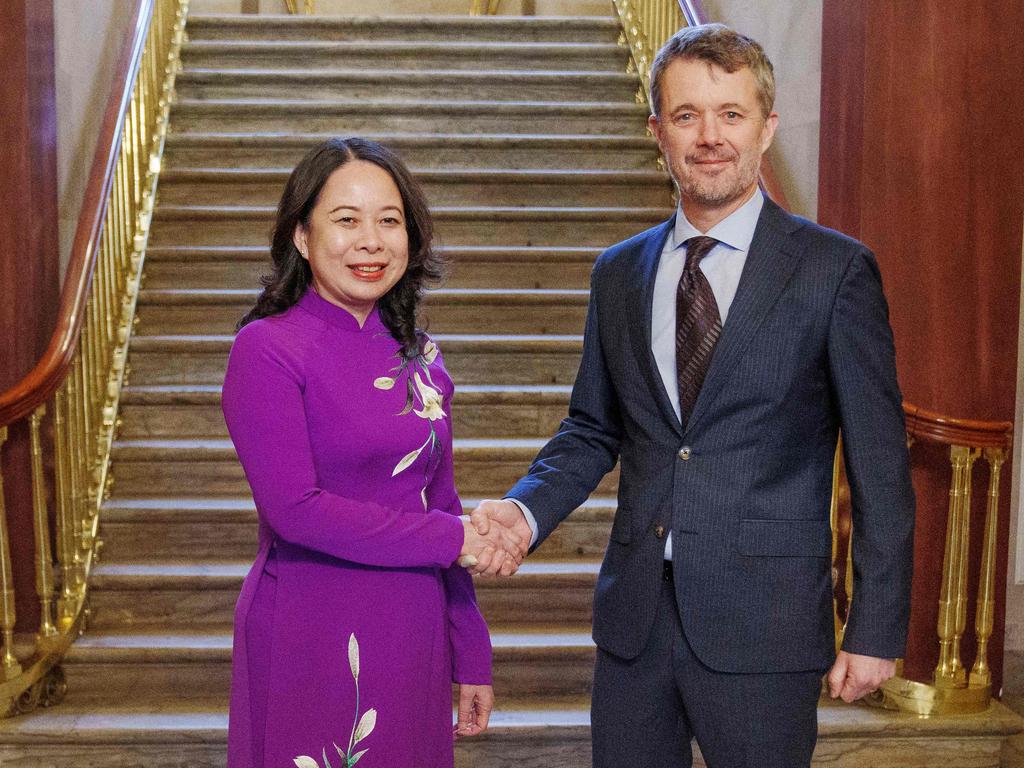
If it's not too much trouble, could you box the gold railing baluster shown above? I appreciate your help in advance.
[612,0,686,107]
[29,407,58,646]
[53,387,76,628]
[0,0,188,720]
[950,446,978,682]
[971,447,1005,687]
[935,444,972,686]
[0,427,20,680]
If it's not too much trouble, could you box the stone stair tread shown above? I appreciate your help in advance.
[130,333,583,348]
[139,287,590,301]
[154,202,671,218]
[2,700,1020,743]
[0,705,599,742]
[90,559,598,580]
[173,97,649,112]
[144,244,602,260]
[100,494,614,523]
[161,167,665,182]
[120,382,572,402]
[184,40,621,52]
[69,628,593,655]
[180,66,634,81]
[165,130,655,147]
[187,13,620,28]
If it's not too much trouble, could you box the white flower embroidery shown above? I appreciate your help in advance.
[413,372,445,422]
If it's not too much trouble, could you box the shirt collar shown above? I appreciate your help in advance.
[668,189,764,252]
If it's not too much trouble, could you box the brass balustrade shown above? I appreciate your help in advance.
[833,407,1013,716]
[469,0,501,14]
[0,0,187,716]
[611,0,685,104]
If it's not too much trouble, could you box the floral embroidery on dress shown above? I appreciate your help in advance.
[293,634,377,768]
[372,339,446,488]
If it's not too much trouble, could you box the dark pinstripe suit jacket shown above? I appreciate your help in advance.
[507,198,915,673]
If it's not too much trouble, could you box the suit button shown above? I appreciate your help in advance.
[654,524,666,539]
[678,446,692,460]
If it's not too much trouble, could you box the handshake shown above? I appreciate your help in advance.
[458,499,533,577]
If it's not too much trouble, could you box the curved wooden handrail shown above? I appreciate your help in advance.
[0,0,151,427]
[904,402,1013,450]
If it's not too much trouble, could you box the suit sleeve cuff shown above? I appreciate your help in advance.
[506,497,539,547]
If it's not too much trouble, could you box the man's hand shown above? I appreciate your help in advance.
[827,650,897,703]
[469,499,532,577]
[459,515,523,577]
[453,683,494,739]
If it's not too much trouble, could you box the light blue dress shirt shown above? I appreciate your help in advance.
[513,190,766,559]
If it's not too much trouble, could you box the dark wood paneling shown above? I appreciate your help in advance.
[820,0,1024,693]
[0,1,60,632]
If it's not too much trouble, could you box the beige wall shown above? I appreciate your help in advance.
[54,0,135,276]
[1008,224,1024,654]
[700,0,822,221]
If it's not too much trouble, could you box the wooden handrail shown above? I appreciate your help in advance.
[904,403,1013,450]
[0,0,151,427]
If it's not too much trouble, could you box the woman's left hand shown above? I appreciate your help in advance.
[453,683,494,738]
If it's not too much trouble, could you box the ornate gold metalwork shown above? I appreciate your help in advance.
[0,0,188,717]
[29,406,58,647]
[971,447,1005,687]
[468,0,500,13]
[285,0,315,12]
[0,427,20,680]
[935,445,978,687]
[849,435,1010,716]
[611,0,686,107]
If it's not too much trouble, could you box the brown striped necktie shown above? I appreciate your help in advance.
[676,236,722,427]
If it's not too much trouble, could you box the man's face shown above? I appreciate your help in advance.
[649,58,778,224]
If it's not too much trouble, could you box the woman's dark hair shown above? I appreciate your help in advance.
[238,137,446,360]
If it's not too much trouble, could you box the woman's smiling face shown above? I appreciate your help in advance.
[293,159,410,325]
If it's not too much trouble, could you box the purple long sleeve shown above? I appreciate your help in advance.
[222,308,464,570]
[426,349,493,684]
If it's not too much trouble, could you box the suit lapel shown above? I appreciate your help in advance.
[684,199,803,435]
[628,217,684,436]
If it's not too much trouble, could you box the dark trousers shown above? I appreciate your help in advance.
[591,565,824,768]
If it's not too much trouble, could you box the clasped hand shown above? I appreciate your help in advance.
[458,499,532,577]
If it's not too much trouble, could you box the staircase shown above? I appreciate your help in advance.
[0,10,667,767]
[0,9,1020,768]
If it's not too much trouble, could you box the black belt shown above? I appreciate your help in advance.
[662,559,673,582]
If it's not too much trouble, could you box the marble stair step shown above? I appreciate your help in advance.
[182,39,629,72]
[142,245,600,290]
[184,14,621,44]
[175,67,640,103]
[62,630,595,705]
[86,561,600,631]
[1,698,1021,768]
[117,383,573,439]
[147,202,672,248]
[156,167,671,207]
[163,132,661,170]
[135,288,590,335]
[126,333,584,386]
[0,704,592,768]
[170,98,650,134]
[98,495,615,562]
[106,437,618,497]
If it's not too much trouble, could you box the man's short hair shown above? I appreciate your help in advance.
[649,23,775,119]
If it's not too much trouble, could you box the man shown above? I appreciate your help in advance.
[470,23,915,768]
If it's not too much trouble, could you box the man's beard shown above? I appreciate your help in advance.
[674,149,762,208]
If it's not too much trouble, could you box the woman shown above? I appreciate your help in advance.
[222,138,522,767]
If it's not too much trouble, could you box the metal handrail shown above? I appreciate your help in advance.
[0,0,187,716]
